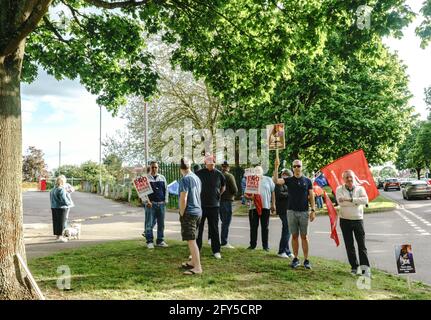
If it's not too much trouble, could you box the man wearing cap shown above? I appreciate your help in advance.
[273,158,316,269]
[220,161,239,249]
[196,154,226,259]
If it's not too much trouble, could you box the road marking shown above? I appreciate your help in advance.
[395,211,431,236]
[401,208,431,227]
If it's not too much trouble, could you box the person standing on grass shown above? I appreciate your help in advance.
[273,158,316,269]
[143,161,169,249]
[179,158,203,275]
[196,154,226,259]
[275,169,294,259]
[50,176,72,242]
[336,170,371,277]
[220,160,239,249]
[246,166,276,252]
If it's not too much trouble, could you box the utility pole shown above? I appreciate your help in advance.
[144,101,149,170]
[99,105,102,192]
[58,141,61,175]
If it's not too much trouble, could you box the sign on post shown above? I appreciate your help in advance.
[266,123,285,150]
[133,175,153,199]
[395,244,416,274]
[244,168,262,194]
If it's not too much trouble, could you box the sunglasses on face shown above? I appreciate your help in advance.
[293,165,301,168]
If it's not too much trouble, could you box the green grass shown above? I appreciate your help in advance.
[233,194,397,217]
[28,240,431,300]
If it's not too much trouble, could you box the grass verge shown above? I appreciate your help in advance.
[28,240,431,300]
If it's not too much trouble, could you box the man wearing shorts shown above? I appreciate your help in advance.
[273,158,316,269]
[178,158,203,275]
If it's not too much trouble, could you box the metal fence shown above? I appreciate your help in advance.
[77,162,247,209]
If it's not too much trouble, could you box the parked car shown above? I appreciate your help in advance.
[402,180,431,200]
[383,178,401,191]
[400,178,414,188]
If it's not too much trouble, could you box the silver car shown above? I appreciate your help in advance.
[402,181,431,200]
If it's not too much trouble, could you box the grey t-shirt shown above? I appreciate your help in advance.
[179,172,202,216]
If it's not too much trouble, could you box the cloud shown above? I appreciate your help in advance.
[22,70,127,170]
[22,99,37,124]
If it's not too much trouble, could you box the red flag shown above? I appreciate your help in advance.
[320,149,379,201]
[323,191,340,246]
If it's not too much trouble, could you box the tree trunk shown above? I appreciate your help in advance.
[416,168,421,180]
[0,41,36,299]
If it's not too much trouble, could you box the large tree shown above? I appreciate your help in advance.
[222,34,414,170]
[0,0,426,299]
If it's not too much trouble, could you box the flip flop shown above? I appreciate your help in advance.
[183,270,202,275]
[181,262,194,269]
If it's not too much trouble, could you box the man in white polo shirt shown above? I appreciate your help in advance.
[336,169,370,277]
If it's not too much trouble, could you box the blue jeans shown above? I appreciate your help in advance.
[316,196,323,209]
[278,212,291,255]
[220,201,233,246]
[144,203,166,244]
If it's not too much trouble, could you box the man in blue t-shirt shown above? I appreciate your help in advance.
[178,158,203,275]
[273,158,316,270]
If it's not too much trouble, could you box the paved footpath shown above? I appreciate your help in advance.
[24,191,431,285]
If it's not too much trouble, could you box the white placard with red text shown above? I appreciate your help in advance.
[133,175,153,199]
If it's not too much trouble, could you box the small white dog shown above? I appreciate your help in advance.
[63,223,81,240]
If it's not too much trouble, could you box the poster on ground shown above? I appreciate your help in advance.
[133,175,153,199]
[244,168,262,194]
[266,123,285,150]
[395,244,416,274]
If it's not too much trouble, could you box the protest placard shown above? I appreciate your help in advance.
[244,168,262,194]
[133,175,153,199]
[267,123,285,150]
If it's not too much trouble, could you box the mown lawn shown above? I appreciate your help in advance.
[29,240,431,300]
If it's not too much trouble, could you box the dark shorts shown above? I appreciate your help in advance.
[180,212,201,241]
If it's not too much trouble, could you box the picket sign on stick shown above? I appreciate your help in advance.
[16,253,45,300]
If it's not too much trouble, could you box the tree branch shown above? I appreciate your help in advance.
[42,16,71,44]
[1,0,53,57]
[82,0,150,9]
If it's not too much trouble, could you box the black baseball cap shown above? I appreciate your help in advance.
[222,160,229,166]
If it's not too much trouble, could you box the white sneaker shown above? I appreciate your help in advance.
[221,243,235,249]
[208,239,211,245]
[147,243,155,249]
[213,252,222,259]
[277,253,289,259]
[363,267,372,278]
[287,253,295,259]
[156,241,169,247]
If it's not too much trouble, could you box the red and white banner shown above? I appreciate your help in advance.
[320,149,379,201]
[133,175,153,199]
[244,168,261,194]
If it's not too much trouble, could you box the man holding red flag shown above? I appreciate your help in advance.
[320,149,376,277]
[336,170,371,277]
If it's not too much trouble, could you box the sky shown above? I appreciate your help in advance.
[21,1,431,170]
